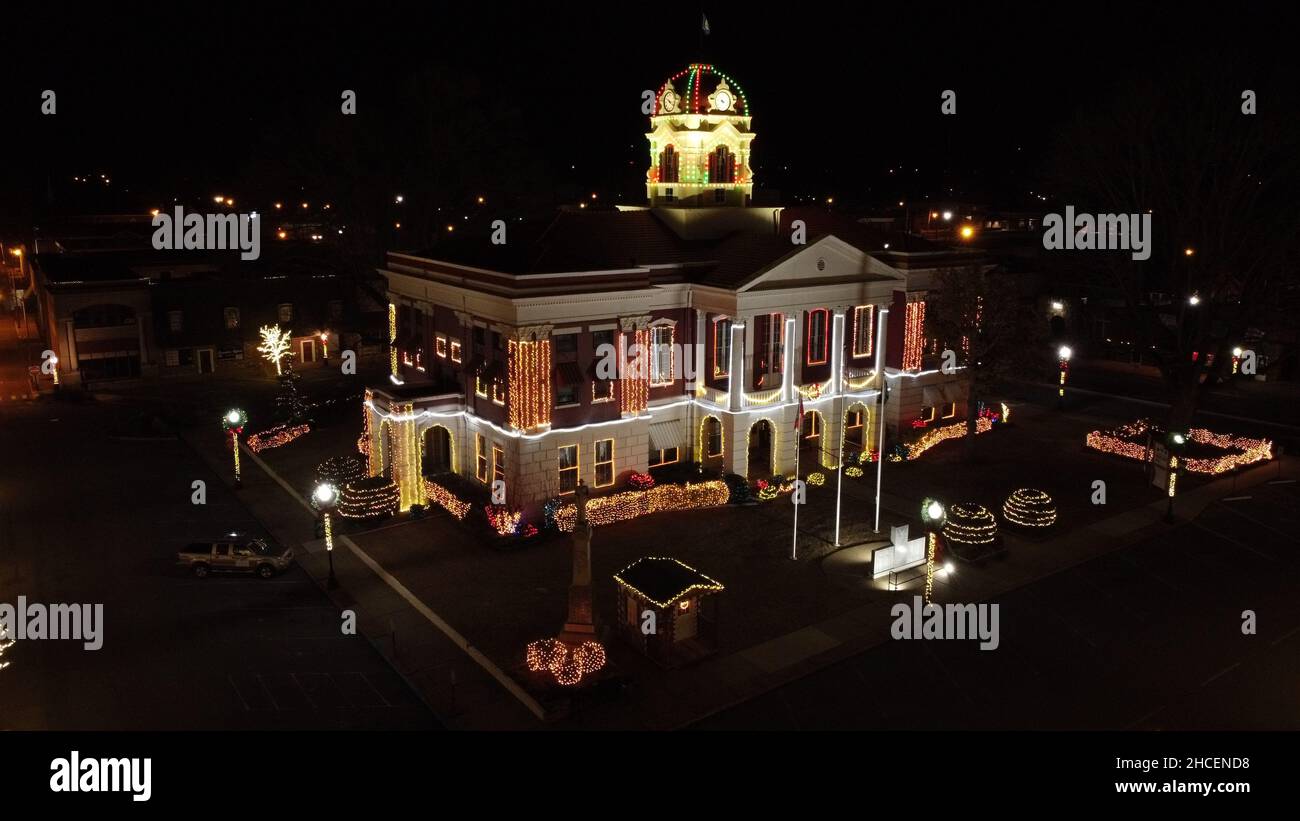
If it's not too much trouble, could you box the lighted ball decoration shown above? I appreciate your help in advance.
[1002,488,1058,529]
[316,454,366,487]
[337,475,399,520]
[525,638,607,686]
[942,503,999,546]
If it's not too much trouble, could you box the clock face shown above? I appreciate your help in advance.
[714,91,732,112]
[661,90,678,113]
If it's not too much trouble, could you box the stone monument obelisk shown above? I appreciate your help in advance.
[559,480,596,645]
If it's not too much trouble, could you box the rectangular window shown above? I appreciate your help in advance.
[558,444,579,494]
[664,187,675,202]
[328,300,343,320]
[594,438,614,487]
[556,384,578,407]
[476,434,488,482]
[436,335,448,358]
[847,409,864,429]
[592,379,614,403]
[852,305,874,358]
[553,332,578,360]
[475,377,488,398]
[492,380,506,406]
[648,447,679,467]
[492,445,505,485]
[473,326,485,350]
[224,307,240,330]
[168,310,183,332]
[942,401,957,420]
[651,325,674,385]
[806,309,829,365]
[450,340,462,363]
[714,188,726,204]
[707,422,722,457]
[759,313,785,376]
[713,317,732,376]
[165,349,180,367]
[278,303,294,323]
[921,405,936,424]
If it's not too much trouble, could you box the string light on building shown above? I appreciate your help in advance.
[222,408,247,488]
[1002,488,1057,528]
[508,338,553,430]
[902,301,926,371]
[942,502,999,546]
[388,303,398,377]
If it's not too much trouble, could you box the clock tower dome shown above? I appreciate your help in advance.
[646,64,755,207]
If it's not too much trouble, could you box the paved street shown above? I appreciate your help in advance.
[695,480,1300,729]
[0,399,437,730]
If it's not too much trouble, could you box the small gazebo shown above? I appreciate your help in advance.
[614,557,724,668]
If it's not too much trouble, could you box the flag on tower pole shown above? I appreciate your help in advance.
[702,14,711,36]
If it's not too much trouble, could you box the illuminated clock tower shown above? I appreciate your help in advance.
[647,64,755,207]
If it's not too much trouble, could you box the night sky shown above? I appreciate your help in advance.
[0,3,1292,233]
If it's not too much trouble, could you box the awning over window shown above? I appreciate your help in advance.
[552,361,584,388]
[648,418,685,452]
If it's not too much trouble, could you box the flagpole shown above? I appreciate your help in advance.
[791,434,800,560]
[834,389,844,546]
[874,308,890,533]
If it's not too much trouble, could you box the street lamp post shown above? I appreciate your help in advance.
[9,248,27,338]
[920,497,947,605]
[1057,345,1072,410]
[222,409,247,488]
[313,482,341,589]
[1164,430,1186,523]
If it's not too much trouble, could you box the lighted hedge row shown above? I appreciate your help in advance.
[554,480,730,532]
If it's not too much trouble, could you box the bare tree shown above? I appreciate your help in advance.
[1044,68,1299,430]
[926,264,1045,460]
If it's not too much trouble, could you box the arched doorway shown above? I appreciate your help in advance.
[800,410,825,468]
[843,403,868,464]
[422,425,453,476]
[699,415,724,468]
[747,419,774,479]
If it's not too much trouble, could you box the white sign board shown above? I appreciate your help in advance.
[872,525,928,579]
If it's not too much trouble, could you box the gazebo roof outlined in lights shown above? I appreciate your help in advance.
[614,557,724,668]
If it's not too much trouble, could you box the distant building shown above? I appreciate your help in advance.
[28,217,382,387]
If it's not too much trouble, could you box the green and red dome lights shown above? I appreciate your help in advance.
[657,63,750,116]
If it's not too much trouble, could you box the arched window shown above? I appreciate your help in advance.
[659,145,679,183]
[709,146,734,183]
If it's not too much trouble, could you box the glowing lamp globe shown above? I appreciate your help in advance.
[1058,346,1073,361]
[313,482,339,510]
[222,408,248,431]
[921,497,947,529]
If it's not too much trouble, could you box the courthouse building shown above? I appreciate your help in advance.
[365,65,975,516]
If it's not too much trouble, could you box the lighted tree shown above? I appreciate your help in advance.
[258,325,293,376]
[925,264,1046,461]
[275,363,310,424]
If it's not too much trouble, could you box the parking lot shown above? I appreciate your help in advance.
[0,400,437,730]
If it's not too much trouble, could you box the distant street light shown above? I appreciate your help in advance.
[1188,294,1201,306]
[222,409,248,489]
[395,194,404,204]
[313,482,341,588]
[1057,345,1072,409]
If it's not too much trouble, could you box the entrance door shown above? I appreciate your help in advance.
[197,348,215,374]
[747,420,773,479]
[676,601,698,641]
[301,339,317,363]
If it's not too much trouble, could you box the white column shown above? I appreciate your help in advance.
[830,309,845,395]
[691,309,706,392]
[780,316,796,403]
[728,320,746,411]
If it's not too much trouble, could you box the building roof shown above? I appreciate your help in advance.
[614,557,724,607]
[656,64,752,116]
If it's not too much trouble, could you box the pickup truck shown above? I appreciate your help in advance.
[178,538,293,579]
